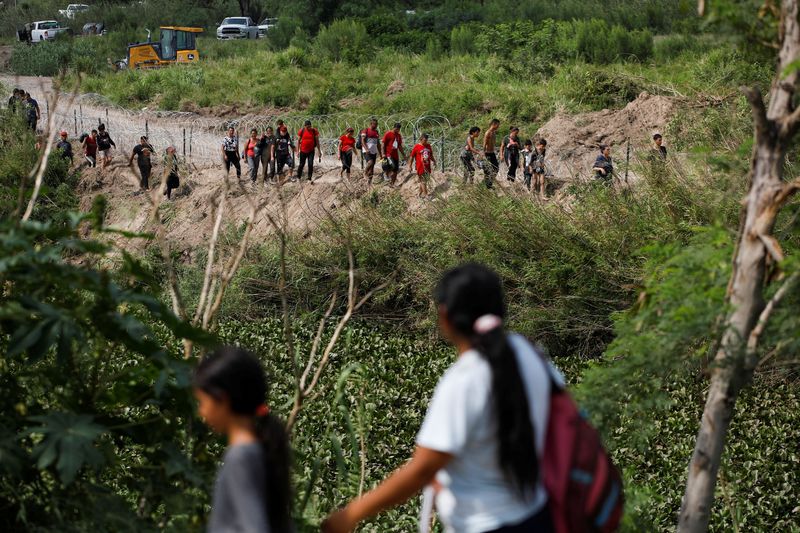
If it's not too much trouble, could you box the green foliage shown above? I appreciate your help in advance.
[450,25,476,56]
[575,19,654,64]
[0,209,215,531]
[314,19,371,64]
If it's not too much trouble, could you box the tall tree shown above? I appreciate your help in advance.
[678,1,800,530]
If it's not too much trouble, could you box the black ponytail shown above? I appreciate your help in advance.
[434,264,537,495]
[194,346,292,531]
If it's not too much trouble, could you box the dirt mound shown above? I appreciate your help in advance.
[537,92,678,180]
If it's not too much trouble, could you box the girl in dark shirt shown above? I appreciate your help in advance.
[194,346,292,533]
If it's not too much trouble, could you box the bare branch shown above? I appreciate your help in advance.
[301,291,339,391]
[194,179,228,326]
[745,272,799,371]
[741,86,771,139]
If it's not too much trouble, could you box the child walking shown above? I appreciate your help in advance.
[194,346,293,533]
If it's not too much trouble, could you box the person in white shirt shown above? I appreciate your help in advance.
[323,263,555,533]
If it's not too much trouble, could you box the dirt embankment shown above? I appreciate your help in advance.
[537,92,678,179]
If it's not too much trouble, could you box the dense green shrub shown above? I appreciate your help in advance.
[450,25,476,56]
[575,19,654,63]
[314,19,371,64]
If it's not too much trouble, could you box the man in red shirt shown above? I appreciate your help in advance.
[381,122,406,186]
[360,118,381,185]
[296,119,321,183]
[408,133,436,198]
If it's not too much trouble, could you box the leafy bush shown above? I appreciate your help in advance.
[450,25,476,56]
[564,66,644,109]
[575,19,654,64]
[314,19,371,64]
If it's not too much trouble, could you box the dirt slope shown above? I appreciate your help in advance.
[536,92,677,180]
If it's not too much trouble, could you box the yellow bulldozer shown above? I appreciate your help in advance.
[117,26,203,70]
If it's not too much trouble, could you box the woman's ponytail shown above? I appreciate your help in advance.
[255,412,292,532]
[435,264,537,495]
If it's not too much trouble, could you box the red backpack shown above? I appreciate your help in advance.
[541,358,624,533]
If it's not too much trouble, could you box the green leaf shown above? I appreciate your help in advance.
[29,413,106,485]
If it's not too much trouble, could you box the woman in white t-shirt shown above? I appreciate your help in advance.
[323,263,554,533]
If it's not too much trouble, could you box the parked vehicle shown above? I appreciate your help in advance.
[117,26,203,70]
[216,17,258,40]
[59,4,90,19]
[82,22,106,36]
[257,17,278,38]
[17,21,71,43]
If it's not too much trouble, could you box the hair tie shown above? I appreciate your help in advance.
[474,314,502,334]
[255,404,270,417]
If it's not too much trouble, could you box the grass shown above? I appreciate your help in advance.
[69,35,773,131]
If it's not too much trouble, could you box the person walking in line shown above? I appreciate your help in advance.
[593,144,614,185]
[408,133,436,198]
[483,118,501,188]
[274,126,295,183]
[56,131,74,164]
[382,122,406,186]
[338,127,356,180]
[222,126,241,179]
[461,126,482,184]
[532,139,548,199]
[164,146,181,200]
[243,128,261,183]
[652,133,667,160]
[96,123,116,170]
[522,139,535,192]
[259,126,277,183]
[193,346,293,533]
[296,119,321,184]
[323,263,556,533]
[129,136,155,191]
[360,118,381,185]
[277,120,294,171]
[24,92,40,132]
[82,129,98,168]
[8,88,22,114]
[500,127,521,182]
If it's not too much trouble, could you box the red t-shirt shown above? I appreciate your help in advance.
[84,136,97,156]
[339,135,355,153]
[382,131,402,159]
[410,143,433,175]
[244,138,258,158]
[298,127,318,154]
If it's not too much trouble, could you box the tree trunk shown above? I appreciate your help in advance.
[678,1,800,531]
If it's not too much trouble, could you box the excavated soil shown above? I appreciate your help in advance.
[536,92,678,180]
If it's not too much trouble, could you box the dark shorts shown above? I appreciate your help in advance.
[364,152,377,163]
[389,157,399,171]
[484,506,553,533]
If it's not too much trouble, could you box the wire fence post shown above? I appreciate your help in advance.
[189,125,193,161]
[440,132,445,172]
[183,128,186,158]
[45,101,49,121]
[145,119,149,139]
[79,105,83,131]
[73,109,77,135]
[105,108,109,129]
[624,138,631,184]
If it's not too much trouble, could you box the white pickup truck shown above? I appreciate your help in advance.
[59,4,90,19]
[216,17,259,40]
[18,21,71,43]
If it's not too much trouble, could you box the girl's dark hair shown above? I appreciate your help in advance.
[434,264,537,495]
[469,126,481,135]
[194,346,292,531]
